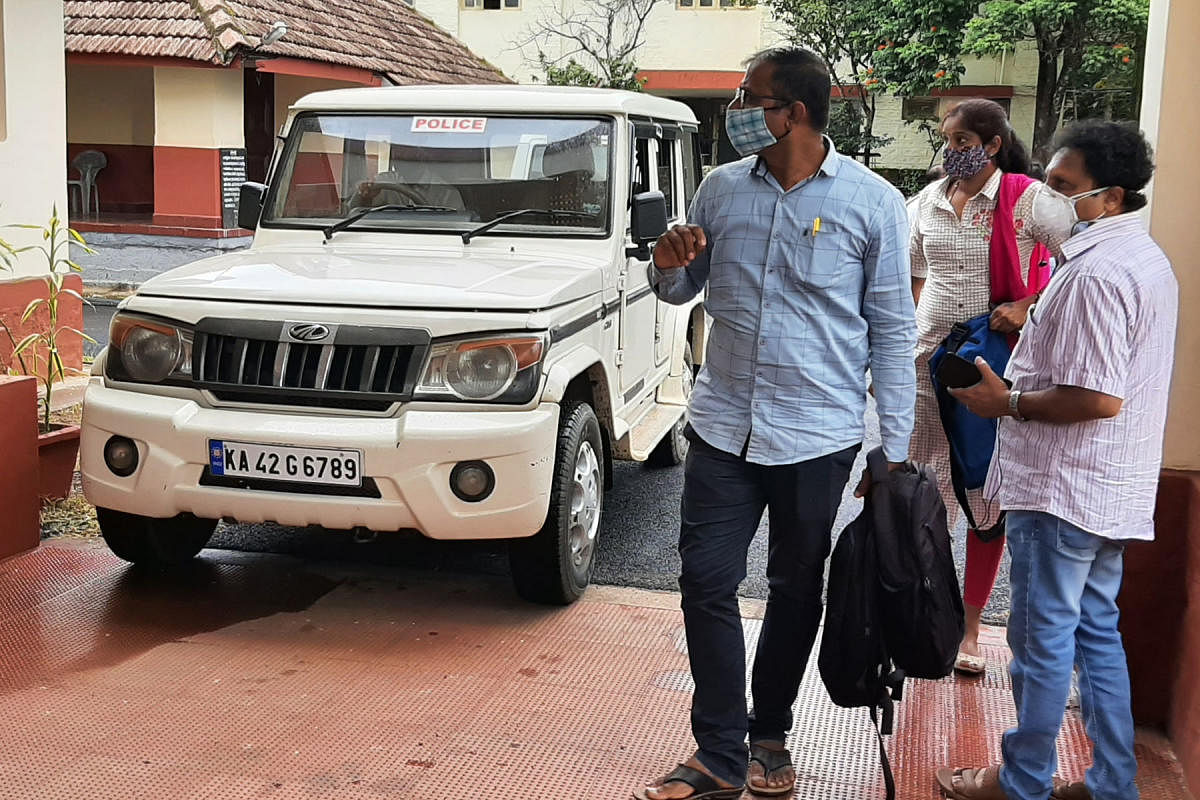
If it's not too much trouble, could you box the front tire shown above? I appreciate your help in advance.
[509,401,604,605]
[96,508,217,568]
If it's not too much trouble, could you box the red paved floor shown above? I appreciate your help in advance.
[0,540,1191,799]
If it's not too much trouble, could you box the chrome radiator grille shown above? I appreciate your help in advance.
[192,320,429,411]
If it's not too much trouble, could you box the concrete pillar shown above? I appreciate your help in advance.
[152,66,244,228]
[0,0,67,273]
[1119,0,1200,788]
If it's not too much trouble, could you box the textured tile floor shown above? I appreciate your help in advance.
[0,540,1190,799]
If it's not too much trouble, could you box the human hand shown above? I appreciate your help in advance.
[853,461,906,498]
[989,300,1030,333]
[948,357,1010,418]
[652,224,708,269]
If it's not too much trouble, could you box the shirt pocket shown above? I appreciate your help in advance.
[787,220,856,290]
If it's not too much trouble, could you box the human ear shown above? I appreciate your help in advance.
[1105,186,1126,215]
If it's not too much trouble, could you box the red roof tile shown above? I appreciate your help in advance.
[63,0,509,85]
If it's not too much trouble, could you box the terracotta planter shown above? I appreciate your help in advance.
[38,423,81,501]
[0,376,40,559]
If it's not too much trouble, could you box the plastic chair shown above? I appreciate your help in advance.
[69,150,107,217]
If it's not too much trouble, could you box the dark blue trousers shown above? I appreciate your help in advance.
[678,428,859,786]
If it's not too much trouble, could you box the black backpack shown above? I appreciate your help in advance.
[818,447,964,800]
[872,451,965,680]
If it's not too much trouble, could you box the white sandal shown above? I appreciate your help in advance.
[954,651,987,676]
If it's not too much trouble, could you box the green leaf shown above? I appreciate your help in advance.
[11,333,39,356]
[21,297,44,322]
[61,326,97,344]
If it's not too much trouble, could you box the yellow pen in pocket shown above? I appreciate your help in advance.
[813,217,822,236]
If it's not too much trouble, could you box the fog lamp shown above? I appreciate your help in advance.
[450,461,494,502]
[104,436,140,477]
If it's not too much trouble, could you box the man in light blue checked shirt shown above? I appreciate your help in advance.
[635,48,916,800]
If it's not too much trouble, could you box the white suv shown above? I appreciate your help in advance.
[81,85,707,604]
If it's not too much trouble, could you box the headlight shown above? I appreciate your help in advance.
[416,334,546,403]
[107,314,193,384]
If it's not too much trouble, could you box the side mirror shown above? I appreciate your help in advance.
[237,182,267,231]
[626,190,668,260]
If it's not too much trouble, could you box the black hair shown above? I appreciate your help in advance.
[745,47,831,131]
[1027,161,1046,181]
[1052,120,1155,212]
[942,98,1031,176]
[925,164,947,184]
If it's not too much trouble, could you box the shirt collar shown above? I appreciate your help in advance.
[1061,213,1146,261]
[978,168,1002,200]
[750,135,841,180]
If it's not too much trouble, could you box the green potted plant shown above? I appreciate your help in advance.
[2,207,95,500]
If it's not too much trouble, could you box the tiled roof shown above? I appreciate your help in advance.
[63,0,509,85]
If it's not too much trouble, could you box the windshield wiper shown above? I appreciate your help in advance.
[322,203,457,243]
[461,208,595,244]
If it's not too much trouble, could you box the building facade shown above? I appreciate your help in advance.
[0,0,68,277]
[408,0,1039,172]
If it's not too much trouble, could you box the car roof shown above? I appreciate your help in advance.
[291,84,699,124]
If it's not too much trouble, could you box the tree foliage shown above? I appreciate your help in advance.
[879,0,1149,156]
[519,0,663,90]
[764,0,895,165]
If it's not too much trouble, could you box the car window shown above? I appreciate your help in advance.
[266,114,614,236]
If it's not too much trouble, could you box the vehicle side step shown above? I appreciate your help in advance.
[627,401,685,461]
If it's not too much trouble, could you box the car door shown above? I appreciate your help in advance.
[617,122,663,399]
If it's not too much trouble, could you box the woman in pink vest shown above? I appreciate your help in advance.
[908,99,1066,676]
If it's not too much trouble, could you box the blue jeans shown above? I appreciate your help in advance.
[677,429,859,786]
[999,511,1139,800]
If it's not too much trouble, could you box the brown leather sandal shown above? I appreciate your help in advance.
[936,766,1007,799]
[747,742,795,797]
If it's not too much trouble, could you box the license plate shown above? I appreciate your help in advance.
[208,440,363,487]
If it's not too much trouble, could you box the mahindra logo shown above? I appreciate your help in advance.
[288,323,331,342]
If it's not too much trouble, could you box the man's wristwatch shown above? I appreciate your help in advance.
[1008,390,1028,421]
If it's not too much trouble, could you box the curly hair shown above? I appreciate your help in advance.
[1052,120,1156,212]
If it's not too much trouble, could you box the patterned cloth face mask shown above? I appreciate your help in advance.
[725,106,782,157]
[943,144,992,178]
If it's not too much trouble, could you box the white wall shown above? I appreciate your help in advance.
[1141,0,1200,470]
[153,67,244,149]
[0,0,68,277]
[67,63,155,145]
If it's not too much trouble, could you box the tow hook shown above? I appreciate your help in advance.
[352,526,378,544]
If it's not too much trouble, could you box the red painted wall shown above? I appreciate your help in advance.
[67,143,154,214]
[153,146,222,228]
[0,274,85,376]
[0,376,40,560]
[1120,470,1200,791]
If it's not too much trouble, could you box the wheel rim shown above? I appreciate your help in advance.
[568,440,602,572]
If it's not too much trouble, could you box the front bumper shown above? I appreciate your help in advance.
[80,380,559,539]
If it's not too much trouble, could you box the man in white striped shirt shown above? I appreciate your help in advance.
[934,121,1178,800]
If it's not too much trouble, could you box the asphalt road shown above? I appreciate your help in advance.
[85,302,1009,623]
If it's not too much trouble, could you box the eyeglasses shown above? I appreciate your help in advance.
[730,87,793,110]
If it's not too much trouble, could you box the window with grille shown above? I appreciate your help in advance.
[901,97,940,122]
[677,0,744,7]
[463,0,520,8]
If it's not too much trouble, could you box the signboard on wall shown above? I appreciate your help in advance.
[220,148,248,229]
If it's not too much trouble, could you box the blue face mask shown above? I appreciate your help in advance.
[725,106,786,157]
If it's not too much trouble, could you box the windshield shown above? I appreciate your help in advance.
[265,114,613,237]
